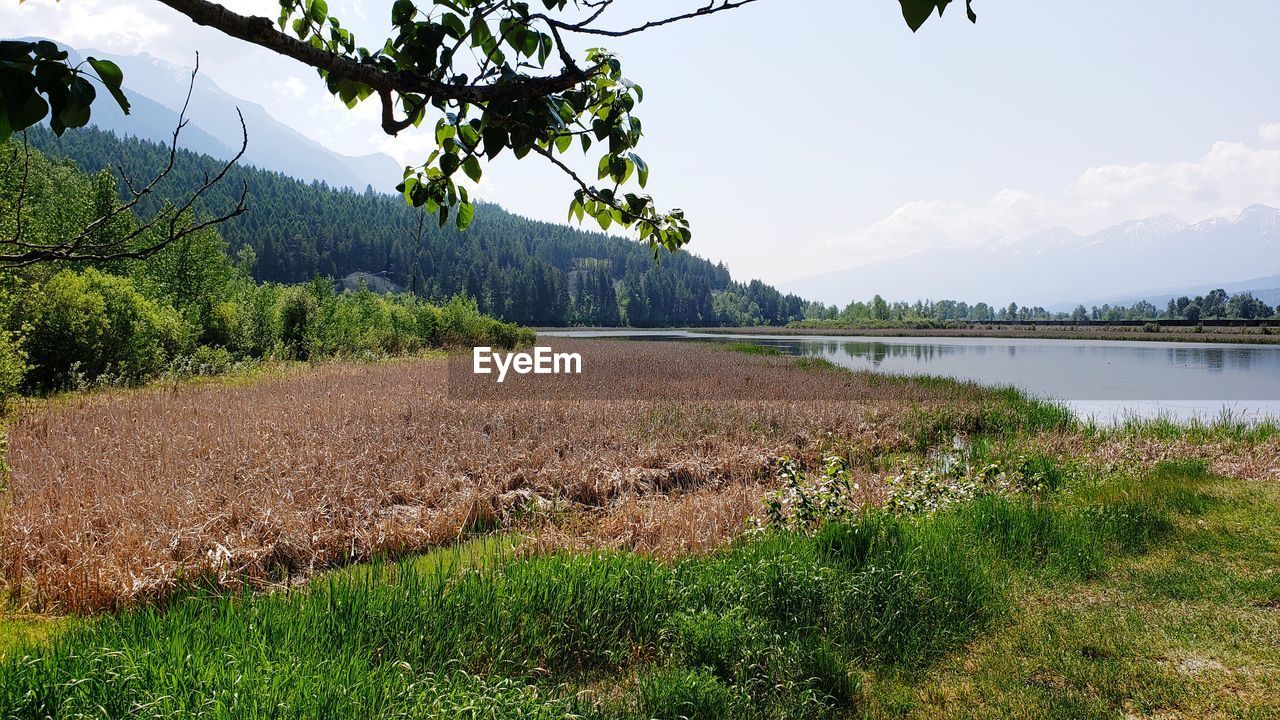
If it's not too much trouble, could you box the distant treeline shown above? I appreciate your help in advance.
[796,290,1279,327]
[27,126,818,328]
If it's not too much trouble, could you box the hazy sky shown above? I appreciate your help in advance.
[5,0,1280,285]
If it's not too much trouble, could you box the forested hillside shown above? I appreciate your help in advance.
[26,127,813,327]
[0,136,532,399]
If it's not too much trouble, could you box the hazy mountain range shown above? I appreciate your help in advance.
[1053,273,1280,313]
[46,42,401,191]
[784,205,1280,308]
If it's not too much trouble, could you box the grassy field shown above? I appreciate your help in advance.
[0,339,1276,717]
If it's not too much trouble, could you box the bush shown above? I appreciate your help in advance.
[277,286,318,360]
[180,345,236,377]
[0,328,27,408]
[197,299,241,348]
[24,269,188,390]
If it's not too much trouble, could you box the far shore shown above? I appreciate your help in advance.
[538,325,1280,345]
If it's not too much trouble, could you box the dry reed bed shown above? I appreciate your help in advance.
[0,340,1000,613]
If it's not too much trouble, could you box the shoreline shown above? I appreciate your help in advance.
[539,325,1280,345]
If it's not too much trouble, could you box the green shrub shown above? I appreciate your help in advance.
[24,269,187,390]
[182,345,235,377]
[0,328,27,407]
[277,285,318,360]
[197,299,241,348]
[415,303,443,345]
[439,294,492,347]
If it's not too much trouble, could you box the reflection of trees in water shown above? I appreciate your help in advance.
[788,340,1272,375]
[1166,347,1261,373]
[794,341,996,369]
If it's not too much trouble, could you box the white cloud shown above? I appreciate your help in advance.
[827,123,1280,265]
[1262,123,1280,146]
[271,77,310,99]
[1,0,170,53]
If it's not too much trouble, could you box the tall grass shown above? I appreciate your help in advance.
[1086,408,1280,444]
[0,458,1191,719]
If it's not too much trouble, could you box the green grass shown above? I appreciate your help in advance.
[0,614,67,661]
[1086,410,1280,444]
[0,454,1196,719]
[860,460,1280,719]
[719,341,785,356]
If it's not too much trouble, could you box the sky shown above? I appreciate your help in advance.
[4,0,1280,286]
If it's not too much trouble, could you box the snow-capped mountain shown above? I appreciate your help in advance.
[42,41,401,192]
[784,205,1280,307]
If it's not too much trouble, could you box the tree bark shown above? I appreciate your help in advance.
[150,0,592,107]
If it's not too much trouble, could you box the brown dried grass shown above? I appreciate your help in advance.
[0,340,1006,613]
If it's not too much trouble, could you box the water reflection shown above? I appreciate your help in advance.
[541,329,1280,419]
[769,336,1280,403]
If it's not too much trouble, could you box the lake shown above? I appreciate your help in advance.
[543,330,1280,422]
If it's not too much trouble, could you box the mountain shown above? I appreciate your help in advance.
[1051,273,1280,313]
[40,41,401,191]
[785,205,1280,307]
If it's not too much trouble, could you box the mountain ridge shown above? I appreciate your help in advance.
[784,204,1280,307]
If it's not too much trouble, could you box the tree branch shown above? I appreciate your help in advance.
[543,0,760,37]
[151,0,597,107]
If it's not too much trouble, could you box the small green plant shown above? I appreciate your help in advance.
[764,456,861,530]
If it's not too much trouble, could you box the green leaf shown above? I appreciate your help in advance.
[441,153,460,176]
[59,76,95,129]
[483,126,508,160]
[86,57,130,114]
[462,155,482,183]
[391,0,416,24]
[631,154,649,188]
[456,201,476,230]
[7,87,49,133]
[898,0,949,31]
[441,12,466,39]
[308,0,328,23]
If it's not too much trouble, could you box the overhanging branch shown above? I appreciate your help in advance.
[151,0,596,109]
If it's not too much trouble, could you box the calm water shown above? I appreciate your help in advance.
[543,330,1280,422]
